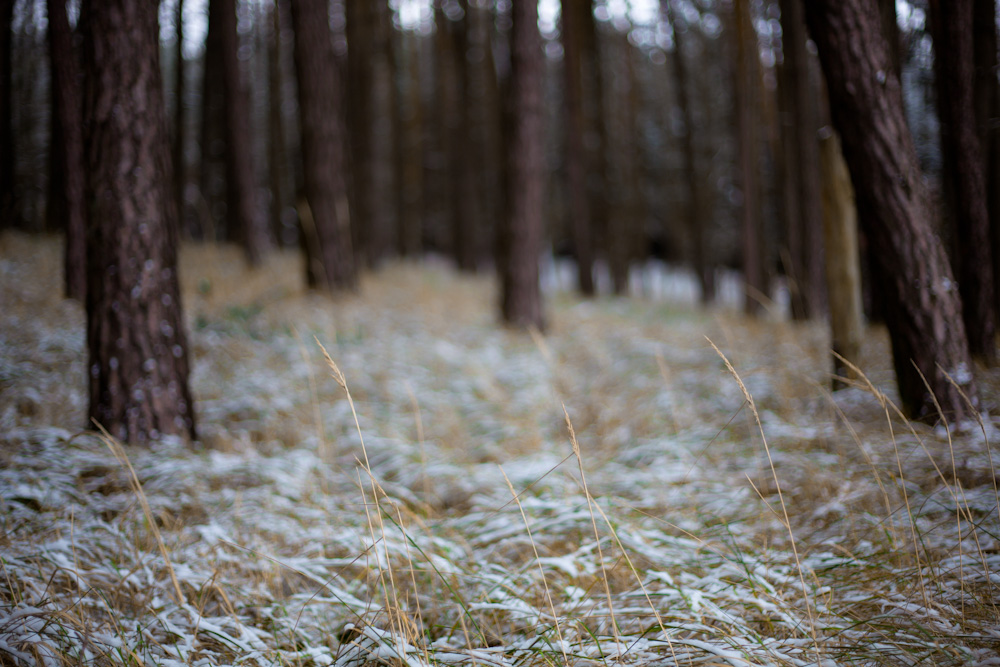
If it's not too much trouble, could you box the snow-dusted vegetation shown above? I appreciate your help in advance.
[2,234,999,666]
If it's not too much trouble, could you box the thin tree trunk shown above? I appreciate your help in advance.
[580,0,608,289]
[267,0,290,246]
[396,29,423,258]
[369,0,395,265]
[173,0,186,239]
[199,1,225,241]
[81,0,196,444]
[47,0,86,301]
[0,0,14,228]
[214,0,267,265]
[664,0,711,304]
[501,0,544,329]
[562,0,594,295]
[345,0,371,265]
[973,0,1000,332]
[779,0,825,319]
[930,0,996,364]
[735,0,765,315]
[803,0,979,422]
[289,0,356,290]
[820,130,864,387]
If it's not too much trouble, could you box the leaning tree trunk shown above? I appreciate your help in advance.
[930,0,996,365]
[289,0,356,291]
[81,0,196,444]
[500,0,544,329]
[47,0,86,301]
[803,0,979,422]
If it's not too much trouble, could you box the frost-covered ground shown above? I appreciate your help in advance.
[2,232,999,666]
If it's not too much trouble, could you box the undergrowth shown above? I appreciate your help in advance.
[1,233,998,666]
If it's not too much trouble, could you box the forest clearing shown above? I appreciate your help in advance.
[2,233,999,666]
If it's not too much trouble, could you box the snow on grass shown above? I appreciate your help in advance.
[1,232,999,666]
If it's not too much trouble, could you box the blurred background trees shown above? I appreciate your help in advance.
[2,0,998,430]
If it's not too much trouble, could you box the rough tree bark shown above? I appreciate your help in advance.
[562,0,595,295]
[803,0,979,422]
[289,0,356,290]
[500,0,544,329]
[47,0,86,301]
[199,1,225,240]
[81,0,196,444]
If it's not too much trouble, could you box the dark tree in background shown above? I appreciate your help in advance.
[346,0,373,266]
[46,0,85,300]
[214,0,269,265]
[777,0,824,319]
[289,0,356,291]
[172,0,186,238]
[0,0,13,228]
[81,0,196,444]
[663,0,713,305]
[973,0,1000,320]
[561,0,595,296]
[930,0,996,364]
[734,0,765,315]
[500,0,544,329]
[199,0,226,240]
[804,0,979,421]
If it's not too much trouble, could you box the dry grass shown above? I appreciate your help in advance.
[1,231,999,666]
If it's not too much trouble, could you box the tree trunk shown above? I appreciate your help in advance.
[199,0,225,241]
[973,0,1000,322]
[663,0,712,304]
[820,130,864,387]
[47,0,86,301]
[81,0,196,444]
[734,0,766,315]
[173,0,186,240]
[213,0,268,265]
[0,0,14,228]
[345,0,372,265]
[803,0,979,422]
[289,0,356,291]
[579,1,608,290]
[267,0,291,246]
[778,0,825,319]
[368,0,395,266]
[561,0,595,295]
[501,0,544,329]
[930,0,996,364]
[396,28,423,258]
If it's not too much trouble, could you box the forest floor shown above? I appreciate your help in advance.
[1,232,999,666]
